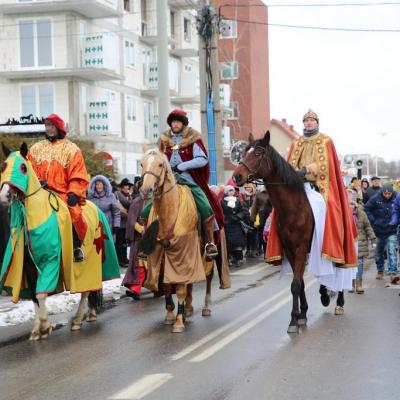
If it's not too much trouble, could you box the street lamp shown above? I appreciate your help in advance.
[375,132,388,176]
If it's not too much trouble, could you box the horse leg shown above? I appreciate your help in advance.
[186,284,193,320]
[29,298,41,341]
[172,284,186,333]
[202,268,213,317]
[287,277,301,333]
[298,278,308,326]
[319,284,330,307]
[164,284,175,325]
[36,293,53,339]
[71,292,88,331]
[86,291,102,322]
[335,291,345,315]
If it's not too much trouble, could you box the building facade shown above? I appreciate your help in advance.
[0,0,200,179]
[215,0,270,170]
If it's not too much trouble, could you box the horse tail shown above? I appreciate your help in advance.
[138,219,159,255]
[88,290,103,310]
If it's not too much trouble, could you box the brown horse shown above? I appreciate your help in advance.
[139,147,219,333]
[232,131,345,333]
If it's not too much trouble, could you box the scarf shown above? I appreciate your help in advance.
[303,127,319,137]
[224,196,237,208]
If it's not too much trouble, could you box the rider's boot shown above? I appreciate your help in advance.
[203,216,218,261]
[72,227,84,262]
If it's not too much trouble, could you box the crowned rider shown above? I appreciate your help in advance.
[267,109,357,290]
[28,114,89,262]
[157,108,224,260]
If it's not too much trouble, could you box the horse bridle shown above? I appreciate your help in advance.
[141,157,176,199]
[239,145,287,186]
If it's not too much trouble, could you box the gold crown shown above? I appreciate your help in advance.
[303,109,319,123]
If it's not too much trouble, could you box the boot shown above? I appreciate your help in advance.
[72,227,84,263]
[348,279,355,293]
[376,271,384,280]
[355,278,364,294]
[203,216,218,261]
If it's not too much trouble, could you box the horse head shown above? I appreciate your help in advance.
[232,131,272,186]
[0,142,30,205]
[139,148,173,200]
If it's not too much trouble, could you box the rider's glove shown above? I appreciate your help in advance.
[67,193,78,207]
[297,167,307,179]
[172,164,182,174]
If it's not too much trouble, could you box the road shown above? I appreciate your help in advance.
[1,261,399,400]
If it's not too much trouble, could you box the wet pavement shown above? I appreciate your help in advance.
[1,259,399,400]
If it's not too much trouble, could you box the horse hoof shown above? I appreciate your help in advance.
[40,326,53,339]
[164,318,175,325]
[29,332,41,341]
[172,324,185,333]
[202,308,212,317]
[86,314,97,322]
[334,306,344,316]
[297,318,307,326]
[287,325,299,334]
[71,323,82,331]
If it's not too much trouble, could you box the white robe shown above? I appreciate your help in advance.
[280,183,357,291]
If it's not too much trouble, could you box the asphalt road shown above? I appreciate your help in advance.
[1,261,399,400]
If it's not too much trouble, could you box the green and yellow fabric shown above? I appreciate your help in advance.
[0,151,119,302]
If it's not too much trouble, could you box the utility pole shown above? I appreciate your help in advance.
[197,1,225,184]
[157,0,170,135]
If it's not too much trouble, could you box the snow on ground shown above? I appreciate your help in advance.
[0,275,123,327]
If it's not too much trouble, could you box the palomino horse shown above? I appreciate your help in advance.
[232,132,347,333]
[139,147,218,333]
[0,143,120,340]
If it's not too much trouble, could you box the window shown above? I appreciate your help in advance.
[225,101,239,120]
[19,19,52,68]
[170,12,175,38]
[126,96,136,121]
[219,19,237,39]
[124,0,131,12]
[124,40,135,67]
[220,61,239,80]
[183,18,191,42]
[21,84,54,117]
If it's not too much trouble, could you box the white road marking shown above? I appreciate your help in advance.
[171,278,316,361]
[230,265,267,276]
[109,373,173,400]
[189,279,317,362]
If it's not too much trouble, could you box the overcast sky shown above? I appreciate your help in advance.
[264,1,400,160]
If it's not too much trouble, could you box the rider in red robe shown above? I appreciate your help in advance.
[267,109,357,268]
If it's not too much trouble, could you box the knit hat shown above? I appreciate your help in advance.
[224,185,235,194]
[119,178,132,187]
[303,109,319,124]
[44,114,68,137]
[382,183,394,193]
[167,108,189,127]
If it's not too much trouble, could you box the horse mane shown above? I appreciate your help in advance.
[251,139,305,192]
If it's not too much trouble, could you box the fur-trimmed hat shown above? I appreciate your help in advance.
[167,108,189,127]
[45,113,68,137]
[303,109,319,124]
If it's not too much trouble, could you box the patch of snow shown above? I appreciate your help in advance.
[0,276,124,327]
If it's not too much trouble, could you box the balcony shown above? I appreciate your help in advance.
[0,68,123,82]
[168,0,197,9]
[0,0,123,19]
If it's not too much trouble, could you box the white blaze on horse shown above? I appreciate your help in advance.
[138,147,220,333]
[0,143,120,340]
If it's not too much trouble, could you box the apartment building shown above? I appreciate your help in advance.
[215,0,270,170]
[0,0,201,179]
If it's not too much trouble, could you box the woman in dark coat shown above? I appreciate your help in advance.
[221,185,249,267]
[87,175,121,237]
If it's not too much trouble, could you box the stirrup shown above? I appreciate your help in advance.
[205,242,218,261]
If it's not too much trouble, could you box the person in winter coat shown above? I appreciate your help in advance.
[115,178,133,267]
[348,190,376,294]
[221,185,249,267]
[87,175,121,238]
[243,182,258,258]
[364,176,381,204]
[365,183,398,279]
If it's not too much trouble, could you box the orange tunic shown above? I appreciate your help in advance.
[28,139,89,241]
[266,133,357,267]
